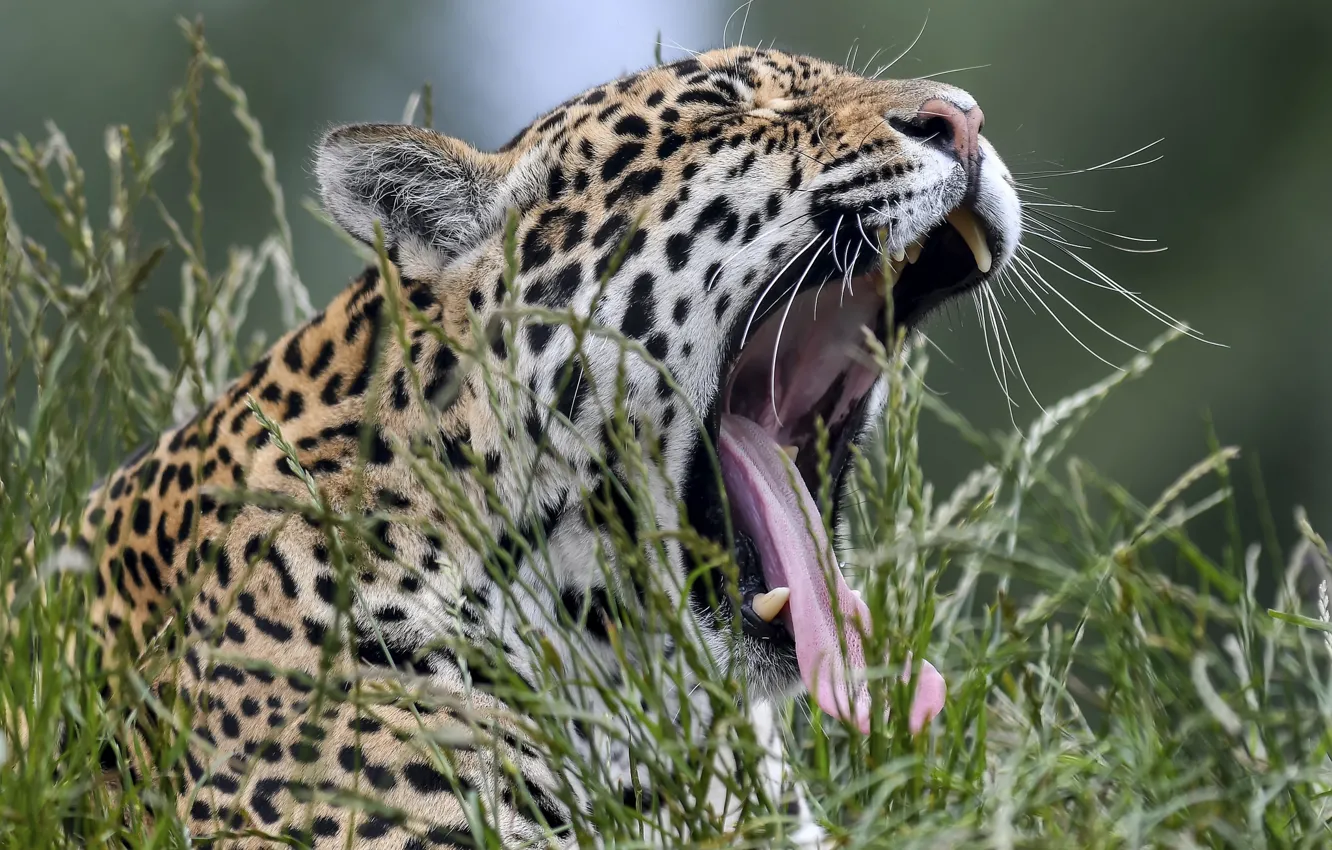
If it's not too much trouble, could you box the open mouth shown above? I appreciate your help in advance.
[713,204,994,732]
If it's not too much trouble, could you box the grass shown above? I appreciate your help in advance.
[3,19,1332,849]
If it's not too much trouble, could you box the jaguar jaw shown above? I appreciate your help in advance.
[713,204,994,733]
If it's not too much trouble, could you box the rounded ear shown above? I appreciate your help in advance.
[315,124,509,266]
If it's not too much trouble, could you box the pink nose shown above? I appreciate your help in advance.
[916,97,985,165]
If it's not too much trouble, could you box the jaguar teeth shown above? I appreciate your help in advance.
[752,587,791,622]
[945,207,993,274]
[781,444,799,460]
[890,247,906,263]
[904,240,924,264]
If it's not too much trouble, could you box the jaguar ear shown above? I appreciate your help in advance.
[316,123,518,270]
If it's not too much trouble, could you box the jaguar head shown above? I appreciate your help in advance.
[315,46,1021,732]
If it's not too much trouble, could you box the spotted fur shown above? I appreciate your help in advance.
[61,47,1021,847]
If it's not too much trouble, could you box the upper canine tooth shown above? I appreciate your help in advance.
[752,587,791,622]
[945,207,994,274]
[890,247,906,263]
[905,240,924,264]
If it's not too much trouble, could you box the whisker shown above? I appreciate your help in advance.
[983,291,1017,408]
[1021,216,1093,251]
[998,266,1036,315]
[852,114,896,152]
[1011,138,1165,178]
[1028,222,1160,256]
[897,345,945,395]
[987,283,1045,415]
[736,0,753,46]
[818,216,845,321]
[858,47,886,77]
[1007,254,1124,367]
[831,215,845,274]
[722,1,754,48]
[1017,241,1123,292]
[1021,242,1214,344]
[740,232,824,349]
[842,228,859,281]
[855,214,881,258]
[1019,199,1115,215]
[708,209,819,291]
[841,241,863,307]
[660,39,704,60]
[974,290,1016,413]
[917,63,993,80]
[1026,208,1167,253]
[770,236,833,426]
[872,11,931,78]
[1017,250,1145,351]
[919,331,955,365]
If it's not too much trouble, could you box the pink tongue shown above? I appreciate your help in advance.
[719,414,946,734]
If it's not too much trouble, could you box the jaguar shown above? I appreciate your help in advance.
[61,45,1020,847]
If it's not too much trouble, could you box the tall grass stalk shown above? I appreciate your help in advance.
[2,21,1331,850]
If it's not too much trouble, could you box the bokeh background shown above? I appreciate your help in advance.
[3,0,1330,567]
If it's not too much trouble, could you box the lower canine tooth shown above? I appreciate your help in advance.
[752,587,791,622]
[781,444,799,460]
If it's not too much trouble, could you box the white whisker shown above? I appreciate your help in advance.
[998,266,1036,315]
[1022,243,1214,344]
[919,331,955,365]
[1020,199,1115,215]
[974,290,1016,414]
[661,39,704,60]
[858,47,885,77]
[1027,208,1167,253]
[917,63,993,80]
[872,11,931,78]
[722,1,754,48]
[770,236,833,427]
[740,232,824,349]
[1012,138,1165,178]
[1008,254,1121,368]
[707,210,819,291]
[1022,216,1093,251]
[855,214,880,257]
[841,241,863,306]
[987,283,1044,414]
[831,216,845,274]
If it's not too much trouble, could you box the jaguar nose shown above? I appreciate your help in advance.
[912,97,985,167]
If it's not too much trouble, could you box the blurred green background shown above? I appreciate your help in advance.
[3,0,1330,563]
